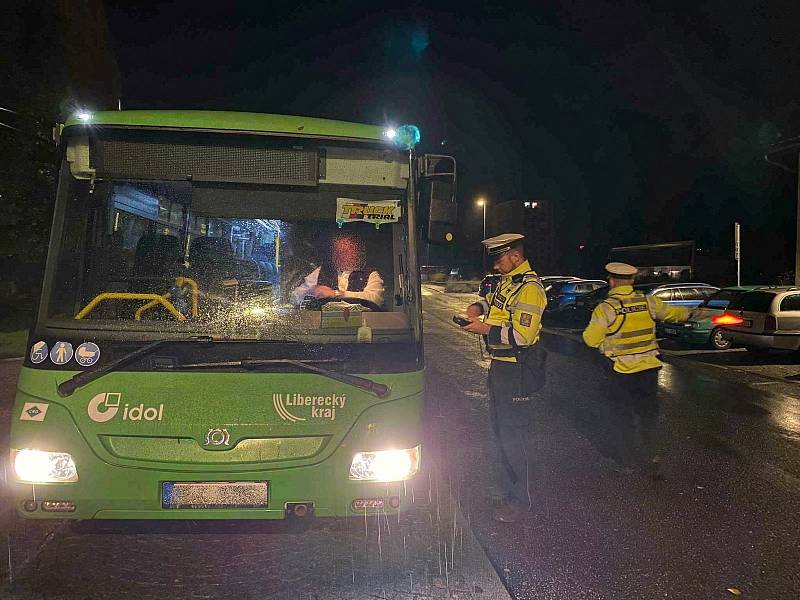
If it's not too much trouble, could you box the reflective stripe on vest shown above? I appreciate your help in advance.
[603,294,658,357]
[485,270,544,356]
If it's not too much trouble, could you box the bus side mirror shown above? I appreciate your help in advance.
[420,155,457,244]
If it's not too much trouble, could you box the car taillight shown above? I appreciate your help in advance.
[712,313,744,326]
[764,315,777,333]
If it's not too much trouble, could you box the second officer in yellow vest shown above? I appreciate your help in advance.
[582,262,691,476]
[461,233,548,522]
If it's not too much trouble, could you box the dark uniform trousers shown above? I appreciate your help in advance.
[487,346,546,506]
[603,364,660,467]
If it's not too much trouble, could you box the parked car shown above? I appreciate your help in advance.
[480,273,580,299]
[541,275,581,282]
[660,286,762,349]
[715,287,800,352]
[547,279,607,311]
[637,283,719,336]
[568,284,609,325]
[568,282,718,328]
[635,282,719,308]
[478,273,502,298]
[540,276,582,300]
[540,275,581,290]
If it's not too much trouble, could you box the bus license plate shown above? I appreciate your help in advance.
[162,481,269,509]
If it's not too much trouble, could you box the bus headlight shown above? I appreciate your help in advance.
[349,446,420,482]
[11,449,79,483]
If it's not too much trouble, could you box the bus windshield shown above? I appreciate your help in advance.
[43,170,411,343]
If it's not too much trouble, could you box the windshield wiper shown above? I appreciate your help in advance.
[57,336,218,397]
[177,358,390,399]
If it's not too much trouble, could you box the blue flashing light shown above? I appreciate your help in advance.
[394,124,420,150]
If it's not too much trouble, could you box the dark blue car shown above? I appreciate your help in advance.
[547,279,607,312]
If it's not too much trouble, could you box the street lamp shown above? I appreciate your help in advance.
[476,197,487,240]
[476,197,488,273]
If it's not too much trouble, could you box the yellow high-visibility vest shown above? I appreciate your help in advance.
[482,260,546,363]
[600,292,658,358]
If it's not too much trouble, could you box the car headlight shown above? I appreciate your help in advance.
[11,449,78,483]
[690,321,701,329]
[349,446,421,482]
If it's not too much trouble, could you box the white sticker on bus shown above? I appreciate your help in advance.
[273,393,346,422]
[88,392,164,423]
[20,402,49,422]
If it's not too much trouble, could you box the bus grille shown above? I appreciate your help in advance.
[100,435,328,464]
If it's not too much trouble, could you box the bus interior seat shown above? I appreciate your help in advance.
[190,236,234,264]
[133,233,183,278]
[190,236,251,283]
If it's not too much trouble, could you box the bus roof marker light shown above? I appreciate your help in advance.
[384,128,397,140]
[75,111,93,122]
[393,125,421,150]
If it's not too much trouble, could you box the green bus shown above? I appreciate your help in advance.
[9,110,456,520]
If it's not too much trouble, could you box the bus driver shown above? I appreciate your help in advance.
[291,234,385,307]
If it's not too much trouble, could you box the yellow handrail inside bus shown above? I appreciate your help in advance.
[135,277,200,320]
[176,277,199,318]
[134,293,171,321]
[75,293,186,321]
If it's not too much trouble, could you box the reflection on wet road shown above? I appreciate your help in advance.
[4,492,507,599]
[2,286,800,598]
[424,285,800,599]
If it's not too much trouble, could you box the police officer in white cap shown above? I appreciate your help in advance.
[582,262,691,477]
[459,233,548,522]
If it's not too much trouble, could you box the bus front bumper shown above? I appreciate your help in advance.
[9,455,423,520]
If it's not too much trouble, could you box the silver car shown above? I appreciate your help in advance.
[716,287,800,352]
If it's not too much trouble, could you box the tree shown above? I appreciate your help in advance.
[1,0,120,274]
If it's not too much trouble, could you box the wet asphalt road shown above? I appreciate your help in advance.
[423,285,800,599]
[1,287,799,599]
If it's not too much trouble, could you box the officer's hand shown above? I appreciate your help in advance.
[466,304,482,318]
[314,285,337,298]
[463,318,491,335]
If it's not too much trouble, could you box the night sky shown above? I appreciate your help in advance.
[103,0,800,280]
